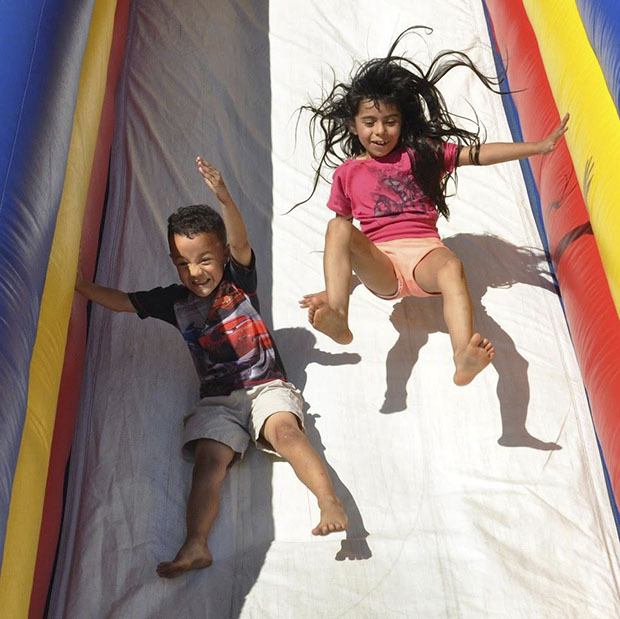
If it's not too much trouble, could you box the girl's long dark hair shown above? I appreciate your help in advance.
[297,27,503,217]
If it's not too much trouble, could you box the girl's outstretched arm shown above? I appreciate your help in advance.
[458,113,569,167]
[196,156,252,267]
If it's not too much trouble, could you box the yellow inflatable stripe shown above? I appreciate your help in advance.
[0,1,118,616]
[522,0,620,315]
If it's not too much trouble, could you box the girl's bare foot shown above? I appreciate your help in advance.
[312,496,348,536]
[300,292,353,344]
[453,333,495,386]
[299,291,328,309]
[311,306,353,344]
[156,538,213,578]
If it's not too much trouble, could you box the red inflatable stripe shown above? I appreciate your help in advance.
[28,3,131,616]
[485,1,620,499]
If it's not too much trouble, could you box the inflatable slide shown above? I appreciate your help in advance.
[1,0,619,616]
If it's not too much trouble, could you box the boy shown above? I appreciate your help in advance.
[76,156,348,578]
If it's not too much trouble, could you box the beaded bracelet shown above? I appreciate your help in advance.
[469,142,481,165]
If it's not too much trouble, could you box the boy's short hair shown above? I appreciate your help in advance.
[167,204,227,246]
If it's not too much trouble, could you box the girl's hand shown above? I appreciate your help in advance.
[538,113,569,154]
[196,156,233,203]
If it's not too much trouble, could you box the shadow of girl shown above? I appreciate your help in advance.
[381,233,561,451]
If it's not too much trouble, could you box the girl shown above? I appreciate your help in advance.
[299,27,568,386]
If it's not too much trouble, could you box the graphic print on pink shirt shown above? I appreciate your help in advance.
[372,166,431,218]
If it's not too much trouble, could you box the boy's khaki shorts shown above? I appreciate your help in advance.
[372,237,445,299]
[182,379,304,461]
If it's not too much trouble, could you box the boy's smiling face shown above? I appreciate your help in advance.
[170,232,228,297]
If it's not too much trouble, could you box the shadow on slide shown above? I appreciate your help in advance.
[275,327,372,561]
[227,328,370,616]
[380,233,561,451]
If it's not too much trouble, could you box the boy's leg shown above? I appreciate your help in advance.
[261,411,348,536]
[157,439,236,578]
[301,219,397,344]
[414,247,495,385]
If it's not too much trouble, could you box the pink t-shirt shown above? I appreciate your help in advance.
[327,143,459,242]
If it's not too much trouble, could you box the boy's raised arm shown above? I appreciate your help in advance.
[458,113,569,167]
[75,271,136,313]
[196,156,253,267]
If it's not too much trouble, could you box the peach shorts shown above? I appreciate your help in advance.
[372,237,445,299]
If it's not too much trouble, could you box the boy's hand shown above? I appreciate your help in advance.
[538,113,569,154]
[196,155,252,266]
[75,266,88,294]
[196,156,233,204]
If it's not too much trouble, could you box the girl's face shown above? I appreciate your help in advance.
[350,99,402,158]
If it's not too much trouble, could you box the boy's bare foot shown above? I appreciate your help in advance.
[300,292,353,344]
[312,496,348,536]
[156,538,213,578]
[453,333,495,386]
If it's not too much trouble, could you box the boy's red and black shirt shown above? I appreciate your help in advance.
[128,252,286,397]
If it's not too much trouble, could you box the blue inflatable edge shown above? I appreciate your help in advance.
[576,0,620,114]
[0,0,95,569]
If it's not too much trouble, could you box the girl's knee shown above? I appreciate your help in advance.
[326,216,351,238]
